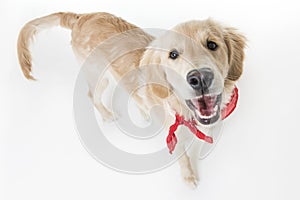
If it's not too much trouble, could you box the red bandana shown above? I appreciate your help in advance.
[166,86,239,154]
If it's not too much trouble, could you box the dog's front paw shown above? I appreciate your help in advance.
[181,168,198,189]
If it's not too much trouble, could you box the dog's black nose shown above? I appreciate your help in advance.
[186,68,214,91]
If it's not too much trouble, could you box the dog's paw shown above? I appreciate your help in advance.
[184,174,198,189]
[181,169,198,189]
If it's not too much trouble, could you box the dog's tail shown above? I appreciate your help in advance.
[17,12,80,80]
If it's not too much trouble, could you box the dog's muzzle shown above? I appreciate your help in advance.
[186,68,214,93]
[185,68,222,125]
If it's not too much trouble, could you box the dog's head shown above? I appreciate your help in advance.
[140,19,246,126]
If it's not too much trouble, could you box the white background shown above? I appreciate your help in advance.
[1,0,300,199]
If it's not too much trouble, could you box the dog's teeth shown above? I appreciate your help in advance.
[195,109,201,117]
[196,109,214,119]
[212,110,217,117]
[214,105,218,112]
[194,105,219,120]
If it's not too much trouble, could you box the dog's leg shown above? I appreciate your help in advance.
[138,107,150,121]
[176,146,198,189]
[173,129,198,189]
[133,94,151,121]
[89,78,115,122]
[185,137,204,182]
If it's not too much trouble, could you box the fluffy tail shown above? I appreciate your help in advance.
[17,12,80,80]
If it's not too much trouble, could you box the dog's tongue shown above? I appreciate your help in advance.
[191,96,217,116]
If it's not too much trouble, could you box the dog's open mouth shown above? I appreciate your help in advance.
[185,93,222,125]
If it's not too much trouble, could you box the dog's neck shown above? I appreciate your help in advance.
[165,80,238,127]
[166,86,239,153]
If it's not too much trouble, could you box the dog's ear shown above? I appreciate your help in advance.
[139,49,172,99]
[224,28,247,82]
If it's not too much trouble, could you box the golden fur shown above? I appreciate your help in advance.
[17,12,246,188]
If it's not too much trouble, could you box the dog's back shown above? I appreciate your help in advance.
[17,12,153,80]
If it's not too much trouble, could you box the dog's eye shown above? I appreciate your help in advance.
[207,41,218,51]
[169,49,179,60]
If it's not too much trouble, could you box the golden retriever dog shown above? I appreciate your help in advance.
[17,12,246,188]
